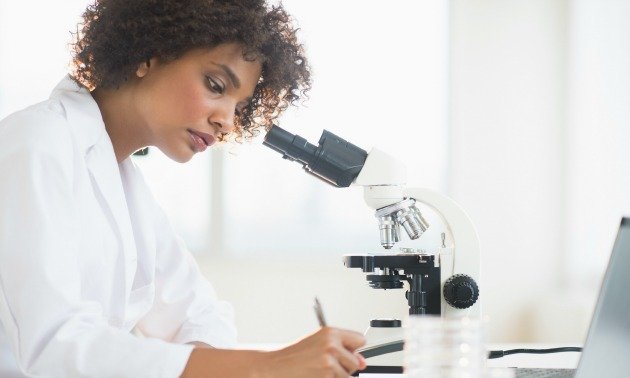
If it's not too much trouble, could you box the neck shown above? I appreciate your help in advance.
[91,85,149,163]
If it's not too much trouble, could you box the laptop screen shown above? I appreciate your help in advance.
[576,217,630,377]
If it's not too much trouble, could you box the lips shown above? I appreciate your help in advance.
[187,129,216,152]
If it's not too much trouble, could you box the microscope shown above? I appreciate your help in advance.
[263,126,481,374]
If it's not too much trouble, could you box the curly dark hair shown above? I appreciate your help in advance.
[71,0,311,140]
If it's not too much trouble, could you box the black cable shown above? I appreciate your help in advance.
[488,347,582,359]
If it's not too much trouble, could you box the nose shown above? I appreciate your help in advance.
[208,100,237,134]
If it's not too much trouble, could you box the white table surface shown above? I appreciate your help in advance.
[0,341,580,377]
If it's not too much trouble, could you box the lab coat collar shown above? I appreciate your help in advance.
[50,75,105,156]
[50,75,138,301]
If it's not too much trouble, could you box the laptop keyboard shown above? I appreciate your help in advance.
[515,368,575,377]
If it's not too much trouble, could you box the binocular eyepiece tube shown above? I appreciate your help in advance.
[263,125,368,188]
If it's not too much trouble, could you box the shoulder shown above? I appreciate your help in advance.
[0,99,76,163]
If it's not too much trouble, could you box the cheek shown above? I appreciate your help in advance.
[171,83,208,121]
[147,79,208,128]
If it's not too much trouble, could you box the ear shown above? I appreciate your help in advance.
[136,58,156,78]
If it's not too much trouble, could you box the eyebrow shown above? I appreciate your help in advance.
[210,61,241,89]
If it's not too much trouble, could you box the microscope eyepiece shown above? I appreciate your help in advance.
[262,125,317,164]
[263,125,368,188]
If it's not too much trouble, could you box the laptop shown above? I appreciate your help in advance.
[516,217,630,377]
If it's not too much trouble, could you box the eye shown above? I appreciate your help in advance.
[206,76,225,94]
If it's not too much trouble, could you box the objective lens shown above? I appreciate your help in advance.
[375,198,430,248]
[396,204,429,240]
[378,215,400,249]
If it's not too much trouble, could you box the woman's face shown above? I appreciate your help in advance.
[133,43,262,162]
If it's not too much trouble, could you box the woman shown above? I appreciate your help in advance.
[0,0,366,376]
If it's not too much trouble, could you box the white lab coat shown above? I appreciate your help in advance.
[0,76,237,377]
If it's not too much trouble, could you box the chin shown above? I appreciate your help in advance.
[161,147,195,163]
[172,153,194,163]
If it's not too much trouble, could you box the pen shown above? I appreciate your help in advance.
[314,297,327,327]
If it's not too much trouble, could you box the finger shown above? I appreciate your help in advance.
[355,352,367,370]
[330,360,350,378]
[333,344,361,375]
[337,329,367,351]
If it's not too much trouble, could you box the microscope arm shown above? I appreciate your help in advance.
[403,187,481,317]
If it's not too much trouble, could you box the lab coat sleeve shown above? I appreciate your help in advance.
[0,112,193,377]
[135,175,237,348]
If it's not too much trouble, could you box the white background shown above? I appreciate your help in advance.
[1,0,629,356]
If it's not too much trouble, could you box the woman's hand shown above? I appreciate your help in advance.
[180,327,367,377]
[260,326,367,377]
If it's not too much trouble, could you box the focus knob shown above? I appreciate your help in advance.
[443,274,479,309]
